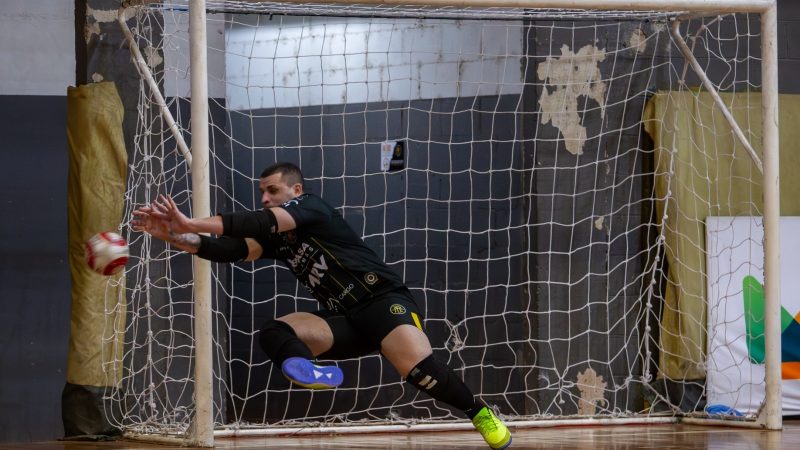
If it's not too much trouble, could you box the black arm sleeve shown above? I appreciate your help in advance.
[219,209,278,238]
[195,235,249,262]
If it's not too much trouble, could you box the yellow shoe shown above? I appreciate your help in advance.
[471,406,512,449]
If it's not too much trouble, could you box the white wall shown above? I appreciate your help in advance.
[224,15,525,111]
[136,9,524,108]
[162,9,227,99]
[0,0,75,96]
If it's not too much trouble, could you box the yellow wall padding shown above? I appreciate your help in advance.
[66,82,128,387]
[644,91,800,380]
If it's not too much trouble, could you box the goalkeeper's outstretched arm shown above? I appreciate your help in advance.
[132,204,265,261]
[146,194,296,237]
[168,233,264,262]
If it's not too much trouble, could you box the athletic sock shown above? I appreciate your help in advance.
[405,354,478,415]
[465,404,486,420]
[258,320,314,366]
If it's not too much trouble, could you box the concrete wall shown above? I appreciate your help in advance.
[778,1,800,93]
[225,15,524,110]
[161,8,227,98]
[0,2,74,95]
[0,0,74,443]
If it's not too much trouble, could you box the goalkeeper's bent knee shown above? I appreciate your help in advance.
[405,354,477,414]
[259,320,314,365]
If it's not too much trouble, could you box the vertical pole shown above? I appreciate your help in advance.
[75,0,88,86]
[759,1,782,431]
[189,0,214,446]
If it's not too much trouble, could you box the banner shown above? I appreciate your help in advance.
[706,216,800,415]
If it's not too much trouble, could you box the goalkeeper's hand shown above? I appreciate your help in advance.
[147,194,195,234]
[132,205,172,242]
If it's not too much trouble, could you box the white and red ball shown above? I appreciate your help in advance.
[85,231,129,276]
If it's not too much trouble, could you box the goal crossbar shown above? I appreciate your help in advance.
[123,0,775,13]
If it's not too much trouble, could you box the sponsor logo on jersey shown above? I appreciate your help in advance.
[337,283,354,300]
[306,254,328,287]
[282,198,300,207]
[287,242,328,287]
[326,297,343,312]
[389,304,407,315]
[364,272,378,285]
[287,242,313,269]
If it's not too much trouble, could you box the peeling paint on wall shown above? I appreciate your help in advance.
[594,216,605,231]
[85,6,117,43]
[576,367,608,415]
[628,28,648,54]
[87,6,118,23]
[144,46,164,69]
[537,44,606,155]
[84,20,101,44]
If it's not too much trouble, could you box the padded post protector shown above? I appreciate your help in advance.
[65,82,127,437]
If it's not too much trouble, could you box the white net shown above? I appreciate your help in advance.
[107,0,774,439]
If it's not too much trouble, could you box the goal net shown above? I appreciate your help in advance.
[107,0,781,442]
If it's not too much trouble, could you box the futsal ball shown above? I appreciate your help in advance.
[85,231,129,276]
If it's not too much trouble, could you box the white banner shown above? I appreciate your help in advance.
[706,216,800,416]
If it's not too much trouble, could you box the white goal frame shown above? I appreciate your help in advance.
[118,0,781,446]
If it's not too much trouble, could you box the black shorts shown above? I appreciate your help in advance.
[312,290,424,361]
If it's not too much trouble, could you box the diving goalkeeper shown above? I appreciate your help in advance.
[132,162,511,449]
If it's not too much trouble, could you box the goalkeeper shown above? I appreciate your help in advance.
[132,162,511,449]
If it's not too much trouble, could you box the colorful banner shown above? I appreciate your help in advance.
[706,216,800,415]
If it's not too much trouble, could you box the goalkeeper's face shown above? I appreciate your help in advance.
[259,173,303,208]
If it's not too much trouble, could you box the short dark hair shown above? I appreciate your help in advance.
[260,162,304,187]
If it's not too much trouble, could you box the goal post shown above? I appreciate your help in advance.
[187,0,214,447]
[112,0,781,444]
[757,2,780,431]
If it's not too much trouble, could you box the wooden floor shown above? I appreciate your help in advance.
[5,420,799,449]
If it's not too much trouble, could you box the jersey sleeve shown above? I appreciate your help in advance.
[279,194,333,227]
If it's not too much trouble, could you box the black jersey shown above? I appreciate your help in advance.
[253,193,407,312]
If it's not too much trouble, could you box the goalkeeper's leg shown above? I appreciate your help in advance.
[353,295,511,449]
[259,314,344,389]
[382,325,512,449]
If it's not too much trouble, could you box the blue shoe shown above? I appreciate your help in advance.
[281,357,343,389]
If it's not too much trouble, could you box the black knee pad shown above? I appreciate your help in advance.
[406,354,477,413]
[259,319,313,365]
